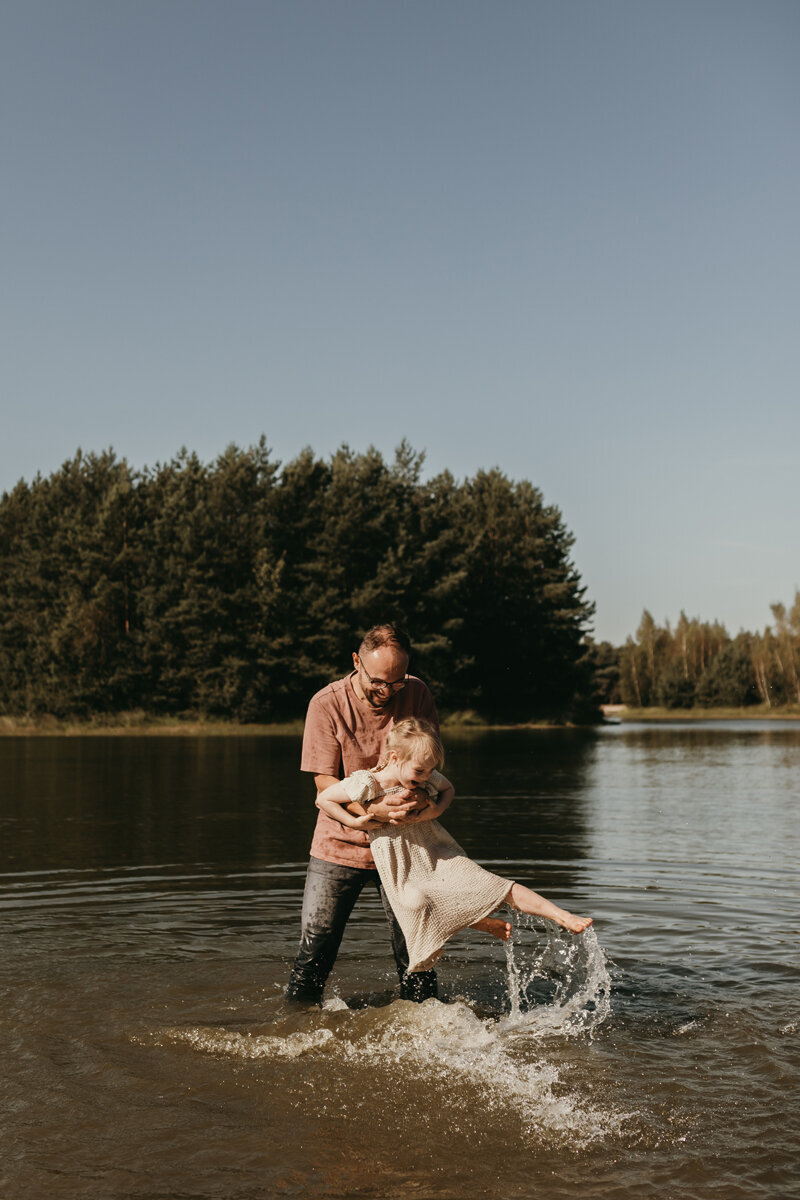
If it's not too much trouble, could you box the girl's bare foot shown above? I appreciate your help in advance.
[560,913,593,934]
[471,916,512,941]
[505,884,593,935]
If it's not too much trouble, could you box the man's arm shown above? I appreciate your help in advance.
[313,773,340,794]
[315,780,379,830]
[313,774,418,824]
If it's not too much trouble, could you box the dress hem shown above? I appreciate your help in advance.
[405,880,514,973]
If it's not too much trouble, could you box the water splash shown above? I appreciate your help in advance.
[151,997,622,1146]
[502,914,611,1038]
[144,925,620,1147]
[154,1023,336,1058]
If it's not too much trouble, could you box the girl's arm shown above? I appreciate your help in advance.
[315,780,379,830]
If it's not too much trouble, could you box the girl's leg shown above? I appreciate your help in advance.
[505,883,592,934]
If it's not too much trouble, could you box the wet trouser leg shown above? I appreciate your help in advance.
[286,856,438,1004]
[286,857,366,1003]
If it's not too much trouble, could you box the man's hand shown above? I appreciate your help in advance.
[368,787,431,825]
[394,786,438,824]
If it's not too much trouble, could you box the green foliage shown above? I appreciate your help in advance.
[0,450,137,716]
[613,603,800,711]
[0,440,594,722]
[656,662,696,709]
[583,640,621,705]
[442,469,594,720]
[695,636,758,707]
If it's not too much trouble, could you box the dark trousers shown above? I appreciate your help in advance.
[286,856,438,1004]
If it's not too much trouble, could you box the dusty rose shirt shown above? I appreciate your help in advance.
[301,672,439,868]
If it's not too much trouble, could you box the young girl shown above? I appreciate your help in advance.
[315,717,593,976]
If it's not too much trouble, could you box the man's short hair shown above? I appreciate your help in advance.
[359,622,411,657]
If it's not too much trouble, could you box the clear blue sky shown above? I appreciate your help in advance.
[2,0,798,644]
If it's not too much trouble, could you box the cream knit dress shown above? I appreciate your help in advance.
[341,769,513,973]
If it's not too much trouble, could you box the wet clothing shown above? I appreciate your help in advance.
[342,770,513,973]
[301,672,438,869]
[286,671,440,1004]
[284,856,437,1005]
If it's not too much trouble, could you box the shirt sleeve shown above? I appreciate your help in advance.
[427,768,448,798]
[417,684,439,734]
[340,771,379,808]
[301,696,343,777]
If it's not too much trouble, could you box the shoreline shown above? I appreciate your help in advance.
[0,715,307,737]
[0,717,578,737]
[613,704,800,722]
[2,704,800,736]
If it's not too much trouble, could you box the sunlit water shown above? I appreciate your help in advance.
[1,723,798,1199]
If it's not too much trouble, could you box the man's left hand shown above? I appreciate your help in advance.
[385,786,432,824]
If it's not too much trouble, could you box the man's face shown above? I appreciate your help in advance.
[352,646,409,709]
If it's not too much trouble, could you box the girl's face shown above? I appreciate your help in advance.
[391,752,436,790]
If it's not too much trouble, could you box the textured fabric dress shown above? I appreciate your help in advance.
[341,769,513,973]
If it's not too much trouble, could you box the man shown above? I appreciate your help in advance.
[286,622,440,1004]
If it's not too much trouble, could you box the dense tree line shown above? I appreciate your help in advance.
[590,597,800,709]
[0,441,595,722]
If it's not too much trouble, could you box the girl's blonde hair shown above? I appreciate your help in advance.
[381,717,444,770]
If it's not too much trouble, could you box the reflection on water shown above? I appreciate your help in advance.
[1,724,799,1199]
[1,734,306,870]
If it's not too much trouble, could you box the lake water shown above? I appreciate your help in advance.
[1,723,799,1199]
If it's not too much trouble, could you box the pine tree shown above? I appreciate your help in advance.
[449,470,593,719]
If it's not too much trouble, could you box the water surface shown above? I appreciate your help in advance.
[1,723,798,1199]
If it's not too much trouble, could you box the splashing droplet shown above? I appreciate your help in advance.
[501,913,611,1038]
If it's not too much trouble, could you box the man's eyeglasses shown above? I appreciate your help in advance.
[358,662,406,693]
